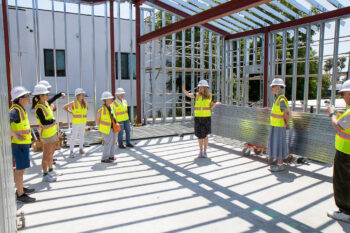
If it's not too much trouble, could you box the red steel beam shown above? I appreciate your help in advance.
[148,0,229,36]
[225,6,350,40]
[2,0,12,106]
[136,5,142,124]
[110,0,116,95]
[139,0,270,44]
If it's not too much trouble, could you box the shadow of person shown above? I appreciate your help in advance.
[270,169,298,183]
[31,180,52,192]
[91,162,118,171]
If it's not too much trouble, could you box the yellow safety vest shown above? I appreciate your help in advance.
[270,95,289,127]
[194,94,212,117]
[72,99,88,124]
[335,106,350,154]
[98,105,117,135]
[9,104,32,144]
[35,103,58,138]
[113,99,129,122]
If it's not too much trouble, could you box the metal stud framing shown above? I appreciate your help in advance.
[303,25,311,112]
[331,19,340,106]
[316,22,325,114]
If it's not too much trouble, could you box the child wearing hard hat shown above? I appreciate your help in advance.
[267,78,290,172]
[326,79,350,223]
[182,80,221,158]
[113,88,133,149]
[32,84,60,182]
[96,91,118,163]
[9,86,36,203]
[63,88,88,158]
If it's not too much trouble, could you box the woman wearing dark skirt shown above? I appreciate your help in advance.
[182,80,221,158]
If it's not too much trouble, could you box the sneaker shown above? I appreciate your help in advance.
[49,170,62,177]
[327,210,350,223]
[23,187,35,194]
[69,151,75,158]
[198,151,203,158]
[269,164,286,172]
[203,151,208,158]
[268,158,277,165]
[16,193,36,203]
[126,144,134,148]
[119,145,126,149]
[79,149,85,154]
[42,174,57,182]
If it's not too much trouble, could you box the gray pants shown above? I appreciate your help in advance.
[102,129,117,160]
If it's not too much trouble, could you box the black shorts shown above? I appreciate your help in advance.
[194,117,211,139]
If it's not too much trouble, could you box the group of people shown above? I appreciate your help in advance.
[8,77,350,223]
[9,81,133,204]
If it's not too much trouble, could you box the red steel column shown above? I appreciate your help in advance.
[2,0,12,106]
[136,5,141,124]
[110,0,115,94]
[263,30,269,107]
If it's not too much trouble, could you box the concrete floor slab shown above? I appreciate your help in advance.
[18,135,350,233]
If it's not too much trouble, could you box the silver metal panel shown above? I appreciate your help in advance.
[316,23,325,114]
[303,25,311,112]
[331,19,340,105]
[213,105,336,164]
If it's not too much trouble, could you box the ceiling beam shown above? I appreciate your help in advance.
[139,0,271,44]
[225,6,350,40]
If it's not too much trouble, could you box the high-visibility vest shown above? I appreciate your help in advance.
[35,103,58,138]
[270,95,289,127]
[112,99,129,122]
[335,106,350,154]
[98,105,116,135]
[9,104,32,144]
[194,94,212,117]
[72,99,88,124]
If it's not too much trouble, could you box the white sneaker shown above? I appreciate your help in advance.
[42,174,57,182]
[203,151,208,158]
[198,151,203,158]
[69,152,75,158]
[49,170,62,177]
[327,210,350,223]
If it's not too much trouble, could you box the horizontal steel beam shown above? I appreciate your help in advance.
[139,0,270,44]
[225,6,350,40]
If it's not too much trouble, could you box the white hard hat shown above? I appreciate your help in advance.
[11,86,30,101]
[100,91,114,100]
[38,80,52,89]
[32,84,49,96]
[115,88,125,95]
[339,80,350,93]
[270,78,285,87]
[198,80,209,87]
[75,88,86,96]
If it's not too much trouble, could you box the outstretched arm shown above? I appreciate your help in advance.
[210,101,222,109]
[182,84,195,99]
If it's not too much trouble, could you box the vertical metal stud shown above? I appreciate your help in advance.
[31,0,39,83]
[105,1,110,91]
[151,9,156,123]
[303,25,311,112]
[243,38,249,106]
[140,9,146,124]
[331,19,340,106]
[172,16,176,122]
[15,0,22,85]
[253,36,257,66]
[129,2,134,123]
[281,30,287,84]
[35,0,41,81]
[223,40,228,104]
[161,11,166,122]
[229,40,233,104]
[190,27,195,117]
[316,22,325,114]
[182,29,186,120]
[292,28,298,111]
[78,1,82,88]
[216,35,221,102]
[63,0,70,128]
[92,4,97,120]
[117,0,121,87]
[209,31,213,93]
[236,39,241,105]
[200,27,204,80]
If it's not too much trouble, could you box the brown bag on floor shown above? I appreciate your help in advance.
[106,105,120,133]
